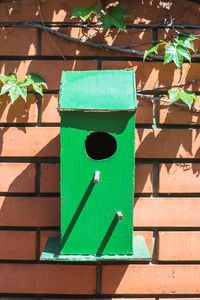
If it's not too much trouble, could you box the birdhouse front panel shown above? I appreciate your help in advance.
[60,111,135,255]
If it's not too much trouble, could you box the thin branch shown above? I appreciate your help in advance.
[6,21,200,60]
[16,22,163,59]
[137,79,200,93]
[36,0,66,60]
[137,93,200,112]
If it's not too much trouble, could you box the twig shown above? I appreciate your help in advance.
[137,79,200,93]
[137,93,200,112]
[36,0,66,60]
[15,22,163,59]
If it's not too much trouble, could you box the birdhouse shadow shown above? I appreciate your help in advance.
[62,112,134,134]
[61,179,95,247]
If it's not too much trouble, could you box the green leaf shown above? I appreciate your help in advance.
[32,83,43,96]
[176,33,197,51]
[71,5,98,21]
[168,89,198,109]
[0,72,46,103]
[164,43,177,65]
[18,84,27,101]
[177,45,191,62]
[8,85,21,104]
[0,74,9,84]
[7,72,17,83]
[168,88,180,104]
[163,32,198,68]
[143,40,166,61]
[0,83,14,95]
[21,77,32,87]
[28,73,48,89]
[179,90,194,109]
[164,43,184,67]
[102,5,131,32]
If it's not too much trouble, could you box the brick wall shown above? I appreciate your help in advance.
[0,0,200,298]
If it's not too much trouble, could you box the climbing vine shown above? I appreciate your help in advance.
[71,4,130,32]
[69,1,200,110]
[0,72,47,103]
[1,0,199,111]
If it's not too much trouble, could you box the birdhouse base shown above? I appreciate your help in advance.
[40,236,151,261]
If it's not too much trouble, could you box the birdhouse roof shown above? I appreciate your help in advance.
[58,70,137,112]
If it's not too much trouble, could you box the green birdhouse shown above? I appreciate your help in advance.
[40,70,151,261]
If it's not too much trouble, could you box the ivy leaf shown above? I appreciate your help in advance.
[164,43,184,67]
[168,88,180,103]
[168,89,198,109]
[0,83,14,96]
[163,32,197,68]
[177,45,191,62]
[21,77,32,87]
[18,84,27,101]
[176,33,197,51]
[102,6,131,32]
[143,40,166,61]
[71,5,98,21]
[8,85,22,104]
[7,72,17,84]
[32,83,43,96]
[28,73,48,89]
[0,74,9,84]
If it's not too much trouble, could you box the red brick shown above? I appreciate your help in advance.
[0,127,59,157]
[160,298,200,300]
[41,94,60,123]
[40,230,59,255]
[0,197,59,227]
[0,0,198,25]
[136,97,153,124]
[0,298,38,300]
[0,27,37,56]
[159,163,200,193]
[0,231,36,260]
[102,265,200,294]
[169,1,200,25]
[40,0,200,25]
[40,95,153,124]
[0,264,96,294]
[0,60,97,90]
[39,0,96,22]
[134,197,200,227]
[44,298,155,300]
[159,100,200,124]
[158,231,200,261]
[41,28,151,56]
[0,0,38,22]
[136,129,200,159]
[0,163,36,193]
[133,231,153,255]
[120,0,200,25]
[135,164,153,193]
[102,61,200,92]
[0,94,37,123]
[40,163,60,193]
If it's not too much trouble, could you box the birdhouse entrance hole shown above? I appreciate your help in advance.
[85,131,117,160]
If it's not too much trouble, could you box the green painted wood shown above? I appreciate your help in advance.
[60,112,135,255]
[58,70,136,111]
[40,236,151,261]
